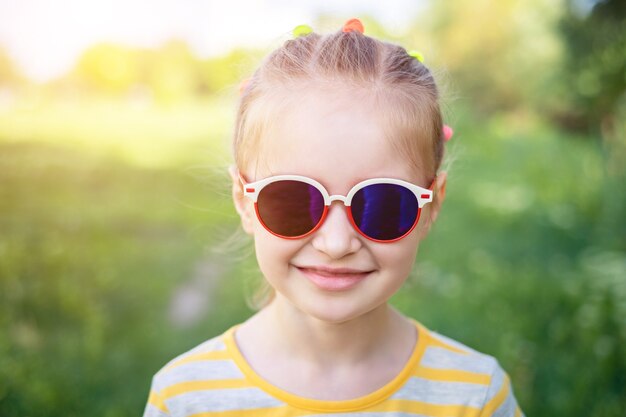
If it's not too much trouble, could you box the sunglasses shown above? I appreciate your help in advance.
[238,171,435,243]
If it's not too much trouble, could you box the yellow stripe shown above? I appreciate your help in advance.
[160,376,488,417]
[480,374,511,417]
[373,399,482,417]
[163,349,231,372]
[514,406,522,417]
[148,390,169,413]
[413,367,491,385]
[188,399,482,417]
[161,379,252,400]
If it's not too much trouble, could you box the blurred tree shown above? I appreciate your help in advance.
[147,40,197,104]
[75,43,140,96]
[0,48,21,87]
[71,40,259,102]
[424,0,562,116]
[552,0,626,136]
[199,48,259,95]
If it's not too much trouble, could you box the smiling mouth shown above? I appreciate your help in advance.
[295,264,375,275]
[295,266,373,291]
[297,267,371,277]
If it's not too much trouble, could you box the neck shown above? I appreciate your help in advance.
[257,294,413,370]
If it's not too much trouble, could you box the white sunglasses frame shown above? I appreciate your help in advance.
[238,171,435,243]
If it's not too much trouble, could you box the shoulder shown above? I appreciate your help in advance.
[152,327,241,389]
[406,321,525,417]
[143,325,245,416]
[155,331,229,375]
[422,326,499,373]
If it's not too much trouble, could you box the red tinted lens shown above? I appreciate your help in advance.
[257,180,325,237]
[351,183,419,241]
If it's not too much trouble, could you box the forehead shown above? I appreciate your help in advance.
[253,89,421,190]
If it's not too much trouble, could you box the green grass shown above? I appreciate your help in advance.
[0,100,624,416]
[0,140,249,415]
[0,97,256,415]
[0,96,233,169]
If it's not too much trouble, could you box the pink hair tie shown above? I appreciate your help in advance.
[238,78,250,95]
[443,125,454,142]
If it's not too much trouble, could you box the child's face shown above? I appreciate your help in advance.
[232,88,440,324]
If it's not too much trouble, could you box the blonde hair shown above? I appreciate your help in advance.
[231,26,448,311]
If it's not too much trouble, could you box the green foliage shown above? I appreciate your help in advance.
[425,0,563,115]
[74,43,142,95]
[0,4,624,417]
[0,97,233,168]
[70,41,259,103]
[199,48,264,95]
[391,106,626,417]
[553,0,626,133]
[1,99,623,416]
[0,140,248,416]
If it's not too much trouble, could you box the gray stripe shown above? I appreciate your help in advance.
[153,360,244,392]
[391,376,486,408]
[165,387,284,413]
[152,336,227,379]
[484,364,506,403]
[420,346,496,374]
[492,389,517,417]
[187,337,226,354]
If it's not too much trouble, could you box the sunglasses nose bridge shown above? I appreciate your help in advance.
[314,195,359,244]
[322,196,352,226]
[327,195,349,206]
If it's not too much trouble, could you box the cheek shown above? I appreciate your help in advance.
[253,233,299,281]
[366,243,418,303]
[377,238,420,276]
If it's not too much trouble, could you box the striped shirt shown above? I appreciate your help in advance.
[143,319,524,416]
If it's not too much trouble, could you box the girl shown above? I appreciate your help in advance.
[143,18,524,416]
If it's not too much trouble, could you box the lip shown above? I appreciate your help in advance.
[296,266,373,291]
[297,265,373,275]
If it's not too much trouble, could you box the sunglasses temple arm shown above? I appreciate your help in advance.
[236,170,253,200]
[237,171,248,188]
[428,176,437,191]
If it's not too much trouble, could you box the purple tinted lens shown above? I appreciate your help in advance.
[351,183,418,241]
[257,180,325,237]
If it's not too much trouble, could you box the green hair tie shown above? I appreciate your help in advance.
[293,24,313,38]
[408,50,424,63]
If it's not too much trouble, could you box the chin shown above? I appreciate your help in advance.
[297,295,378,325]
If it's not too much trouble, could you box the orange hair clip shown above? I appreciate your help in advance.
[342,18,364,34]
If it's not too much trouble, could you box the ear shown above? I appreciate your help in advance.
[417,171,447,239]
[429,171,447,224]
[229,165,255,236]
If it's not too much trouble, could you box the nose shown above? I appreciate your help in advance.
[310,201,362,259]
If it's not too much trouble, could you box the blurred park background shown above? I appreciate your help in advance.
[0,0,624,416]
